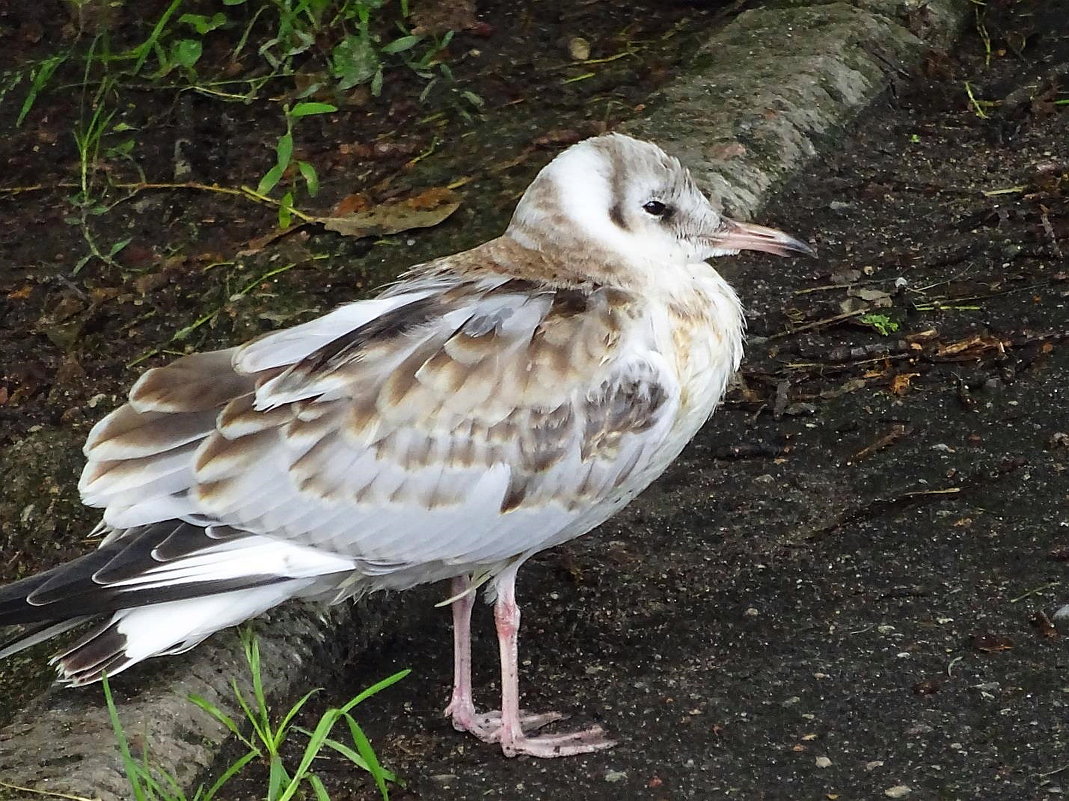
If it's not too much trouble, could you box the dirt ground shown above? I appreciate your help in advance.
[0,0,719,446]
[203,3,1069,800]
[2,0,1068,799]
[0,0,731,717]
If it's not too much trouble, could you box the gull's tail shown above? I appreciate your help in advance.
[0,519,355,685]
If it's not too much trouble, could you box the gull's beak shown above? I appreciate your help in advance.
[710,217,815,257]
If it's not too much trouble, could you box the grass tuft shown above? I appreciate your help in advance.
[102,627,408,801]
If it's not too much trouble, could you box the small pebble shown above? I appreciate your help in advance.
[604,769,627,783]
[815,756,832,768]
[885,786,912,798]
[568,36,591,60]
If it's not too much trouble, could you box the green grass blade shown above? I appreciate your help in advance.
[291,709,340,778]
[275,687,321,741]
[17,53,67,127]
[336,669,411,715]
[275,132,294,173]
[278,190,294,229]
[131,0,186,73]
[201,749,259,801]
[231,678,271,750]
[240,630,272,732]
[102,674,150,801]
[343,714,392,800]
[151,763,188,800]
[267,755,289,801]
[307,774,331,801]
[305,734,371,772]
[187,694,244,742]
[381,35,422,54]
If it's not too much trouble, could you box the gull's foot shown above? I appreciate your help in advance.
[445,701,568,743]
[500,724,617,758]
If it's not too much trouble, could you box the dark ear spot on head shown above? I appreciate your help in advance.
[609,203,628,230]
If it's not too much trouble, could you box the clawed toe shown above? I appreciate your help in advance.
[501,724,617,758]
[515,710,569,731]
[443,571,616,759]
[447,705,571,743]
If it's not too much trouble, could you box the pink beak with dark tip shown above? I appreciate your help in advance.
[712,218,815,257]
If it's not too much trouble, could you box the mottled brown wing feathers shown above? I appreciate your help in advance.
[129,348,252,412]
[81,275,679,565]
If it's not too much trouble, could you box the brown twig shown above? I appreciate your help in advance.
[0,180,314,222]
[0,781,98,801]
[768,309,867,340]
[1039,205,1064,260]
[850,424,910,462]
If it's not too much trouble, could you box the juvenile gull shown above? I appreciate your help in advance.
[0,133,811,758]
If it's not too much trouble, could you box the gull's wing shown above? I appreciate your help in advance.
[79,272,681,579]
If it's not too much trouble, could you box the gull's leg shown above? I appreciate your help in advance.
[444,573,568,743]
[492,565,616,758]
[444,575,479,729]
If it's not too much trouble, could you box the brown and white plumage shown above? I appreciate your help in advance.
[0,133,811,757]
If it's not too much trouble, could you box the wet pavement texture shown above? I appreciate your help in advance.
[1,0,1066,799]
[0,0,733,723]
[228,5,1069,800]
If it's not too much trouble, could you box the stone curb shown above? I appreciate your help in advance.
[624,0,966,217]
[0,1,968,798]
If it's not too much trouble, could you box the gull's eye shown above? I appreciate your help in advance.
[643,200,668,217]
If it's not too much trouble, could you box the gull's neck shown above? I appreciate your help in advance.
[452,234,625,291]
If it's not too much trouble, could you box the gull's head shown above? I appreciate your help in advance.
[506,133,812,283]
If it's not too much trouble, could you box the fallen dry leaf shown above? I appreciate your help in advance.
[935,335,1007,359]
[889,372,920,395]
[331,192,372,217]
[239,226,301,257]
[912,678,941,695]
[905,328,939,344]
[1031,610,1058,639]
[849,286,893,306]
[820,377,868,399]
[318,188,461,238]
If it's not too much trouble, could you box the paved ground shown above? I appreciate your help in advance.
[258,4,1067,800]
[4,1,1068,799]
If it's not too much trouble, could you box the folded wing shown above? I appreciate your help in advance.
[80,273,679,583]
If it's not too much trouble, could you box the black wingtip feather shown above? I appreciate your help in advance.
[0,617,90,659]
[53,620,130,685]
[0,520,284,627]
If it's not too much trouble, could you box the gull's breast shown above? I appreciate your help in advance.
[658,271,745,440]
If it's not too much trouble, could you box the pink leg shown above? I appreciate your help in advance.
[444,574,567,743]
[491,565,616,758]
[444,576,479,729]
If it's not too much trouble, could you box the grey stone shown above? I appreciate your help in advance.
[624,0,967,218]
